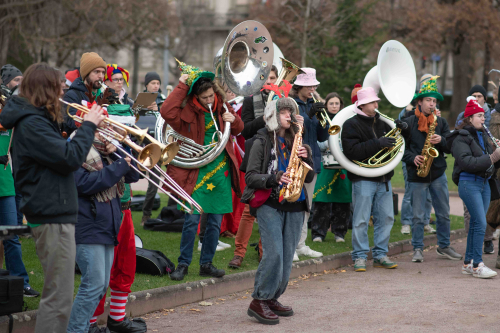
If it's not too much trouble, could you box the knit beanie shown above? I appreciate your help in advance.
[1,64,22,86]
[464,96,484,118]
[351,84,362,104]
[145,72,161,87]
[80,52,107,80]
[469,84,487,100]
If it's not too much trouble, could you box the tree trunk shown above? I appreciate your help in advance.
[0,27,10,67]
[132,42,140,98]
[441,51,449,97]
[301,0,311,67]
[449,35,472,125]
[483,41,491,91]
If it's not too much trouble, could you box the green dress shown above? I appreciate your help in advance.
[180,111,232,215]
[312,165,352,203]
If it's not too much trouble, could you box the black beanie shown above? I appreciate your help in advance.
[145,72,161,87]
[1,64,22,86]
[469,85,487,99]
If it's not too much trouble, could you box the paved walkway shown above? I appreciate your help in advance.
[140,238,500,333]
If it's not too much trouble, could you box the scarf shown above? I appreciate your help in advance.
[82,135,125,203]
[415,106,435,133]
[193,93,218,112]
[253,91,268,118]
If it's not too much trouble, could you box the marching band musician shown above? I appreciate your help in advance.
[290,68,327,260]
[341,86,398,272]
[161,61,243,281]
[447,97,500,278]
[241,95,314,326]
[401,76,462,263]
[103,64,134,106]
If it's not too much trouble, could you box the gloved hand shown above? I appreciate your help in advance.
[308,102,325,119]
[490,148,500,163]
[379,137,397,148]
[395,119,408,130]
[106,88,120,104]
[0,155,8,165]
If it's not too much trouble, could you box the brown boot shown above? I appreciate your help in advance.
[228,255,243,269]
[267,299,293,316]
[247,299,279,325]
[141,215,151,226]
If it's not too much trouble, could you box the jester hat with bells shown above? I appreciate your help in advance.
[104,64,130,87]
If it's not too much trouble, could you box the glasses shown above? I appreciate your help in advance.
[113,78,125,83]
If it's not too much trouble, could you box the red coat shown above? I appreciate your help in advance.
[160,82,244,197]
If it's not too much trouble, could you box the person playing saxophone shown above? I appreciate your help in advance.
[241,95,314,325]
[401,76,462,263]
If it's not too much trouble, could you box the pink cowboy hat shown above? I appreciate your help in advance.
[294,68,320,86]
[355,87,380,107]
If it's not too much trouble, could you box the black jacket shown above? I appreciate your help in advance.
[241,95,266,140]
[447,126,500,185]
[241,127,315,212]
[401,114,451,183]
[341,113,394,182]
[63,77,89,135]
[0,96,96,224]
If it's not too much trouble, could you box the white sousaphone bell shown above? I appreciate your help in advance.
[328,40,416,177]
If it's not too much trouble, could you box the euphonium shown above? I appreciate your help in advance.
[416,113,439,177]
[280,121,313,202]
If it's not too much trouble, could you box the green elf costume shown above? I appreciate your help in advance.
[310,113,352,242]
[162,59,244,281]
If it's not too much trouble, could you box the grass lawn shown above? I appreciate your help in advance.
[19,191,464,311]
[390,157,458,192]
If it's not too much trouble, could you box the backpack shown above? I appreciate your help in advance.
[136,248,175,276]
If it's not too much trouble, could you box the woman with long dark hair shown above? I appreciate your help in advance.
[311,93,352,243]
[447,97,500,278]
[0,63,104,332]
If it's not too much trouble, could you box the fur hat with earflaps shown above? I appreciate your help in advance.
[262,80,298,132]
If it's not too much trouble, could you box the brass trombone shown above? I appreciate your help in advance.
[310,93,340,135]
[353,111,404,168]
[61,99,203,214]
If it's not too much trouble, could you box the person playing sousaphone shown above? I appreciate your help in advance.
[161,60,244,281]
[401,76,462,263]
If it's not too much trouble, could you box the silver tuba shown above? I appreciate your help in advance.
[156,20,274,169]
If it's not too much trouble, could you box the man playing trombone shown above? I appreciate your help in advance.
[401,76,462,263]
[161,62,244,281]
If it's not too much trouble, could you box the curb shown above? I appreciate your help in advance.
[392,187,459,198]
[1,228,468,333]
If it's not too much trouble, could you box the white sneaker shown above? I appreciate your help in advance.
[472,262,498,279]
[462,261,473,275]
[493,229,500,240]
[335,236,345,243]
[199,240,225,252]
[198,240,202,251]
[296,245,323,258]
[218,240,231,249]
[424,225,436,234]
[312,237,322,242]
[293,251,299,262]
[401,225,411,235]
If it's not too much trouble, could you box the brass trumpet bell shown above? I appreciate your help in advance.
[136,143,162,171]
[159,142,180,165]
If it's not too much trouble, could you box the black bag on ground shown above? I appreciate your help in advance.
[130,194,161,211]
[143,199,185,232]
[0,275,24,316]
[136,248,175,276]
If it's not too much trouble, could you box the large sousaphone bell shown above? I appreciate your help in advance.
[328,40,416,177]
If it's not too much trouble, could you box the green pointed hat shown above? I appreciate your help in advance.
[413,75,443,101]
[175,58,215,95]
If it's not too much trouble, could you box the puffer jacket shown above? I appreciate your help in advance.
[446,125,500,185]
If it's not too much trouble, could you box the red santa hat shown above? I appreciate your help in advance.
[464,96,484,118]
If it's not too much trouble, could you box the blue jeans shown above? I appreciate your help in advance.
[401,163,432,226]
[178,213,223,266]
[459,180,490,265]
[410,173,451,250]
[253,205,303,300]
[351,180,394,260]
[67,244,114,333]
[0,196,30,288]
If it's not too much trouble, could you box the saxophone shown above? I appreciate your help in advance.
[280,121,313,202]
[416,113,439,177]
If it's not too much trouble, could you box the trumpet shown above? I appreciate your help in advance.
[310,93,340,135]
[62,99,203,214]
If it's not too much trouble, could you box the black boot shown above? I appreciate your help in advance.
[89,323,110,333]
[199,263,225,278]
[107,316,147,333]
[170,264,188,281]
